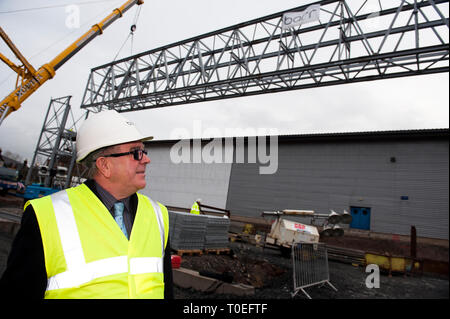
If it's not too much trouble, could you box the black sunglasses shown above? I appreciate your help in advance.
[103,149,148,161]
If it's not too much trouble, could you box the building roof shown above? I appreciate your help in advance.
[145,128,449,145]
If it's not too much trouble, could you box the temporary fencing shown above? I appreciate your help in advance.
[168,210,230,251]
[291,242,337,299]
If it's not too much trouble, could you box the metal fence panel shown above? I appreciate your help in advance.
[292,243,337,299]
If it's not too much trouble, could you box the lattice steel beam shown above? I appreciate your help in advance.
[80,0,449,113]
[25,96,87,188]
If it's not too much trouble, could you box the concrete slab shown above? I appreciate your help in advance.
[173,267,254,296]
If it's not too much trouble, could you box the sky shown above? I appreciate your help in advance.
[0,0,448,162]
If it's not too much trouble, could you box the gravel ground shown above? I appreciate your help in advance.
[174,241,449,299]
[1,233,448,300]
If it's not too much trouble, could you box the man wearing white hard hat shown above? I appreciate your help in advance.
[0,110,173,299]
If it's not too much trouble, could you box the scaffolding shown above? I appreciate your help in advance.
[25,96,87,189]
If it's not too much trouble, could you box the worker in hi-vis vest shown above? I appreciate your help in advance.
[0,110,173,299]
[190,198,202,215]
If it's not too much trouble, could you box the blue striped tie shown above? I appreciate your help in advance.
[114,202,128,239]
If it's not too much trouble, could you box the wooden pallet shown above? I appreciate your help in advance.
[204,248,231,255]
[173,249,203,256]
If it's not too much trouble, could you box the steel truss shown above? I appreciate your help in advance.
[25,96,87,188]
[80,0,449,113]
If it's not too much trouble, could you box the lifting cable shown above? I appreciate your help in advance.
[113,3,142,61]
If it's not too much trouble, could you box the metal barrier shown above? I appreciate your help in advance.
[291,243,337,299]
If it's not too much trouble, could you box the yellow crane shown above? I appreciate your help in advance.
[0,0,144,125]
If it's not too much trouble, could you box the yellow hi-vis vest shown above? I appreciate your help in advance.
[190,202,200,215]
[25,183,169,299]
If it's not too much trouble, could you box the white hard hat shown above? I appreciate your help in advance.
[76,110,153,162]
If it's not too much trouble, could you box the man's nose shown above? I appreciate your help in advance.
[142,152,150,164]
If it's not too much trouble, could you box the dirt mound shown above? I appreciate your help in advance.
[180,251,286,288]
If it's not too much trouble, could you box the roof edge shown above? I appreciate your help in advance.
[145,128,449,145]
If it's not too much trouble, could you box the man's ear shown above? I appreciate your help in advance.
[96,157,112,178]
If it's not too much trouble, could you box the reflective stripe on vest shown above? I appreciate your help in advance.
[147,197,165,258]
[47,190,165,291]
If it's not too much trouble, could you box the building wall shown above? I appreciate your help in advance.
[226,137,449,240]
[142,141,232,209]
[143,132,449,240]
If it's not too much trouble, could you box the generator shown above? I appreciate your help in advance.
[262,209,352,250]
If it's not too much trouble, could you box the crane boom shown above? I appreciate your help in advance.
[0,0,144,125]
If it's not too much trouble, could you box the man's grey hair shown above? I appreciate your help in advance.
[82,145,117,179]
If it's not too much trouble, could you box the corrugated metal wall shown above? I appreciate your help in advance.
[143,132,449,240]
[226,137,449,240]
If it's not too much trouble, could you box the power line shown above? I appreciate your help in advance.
[0,0,118,15]
[0,0,124,89]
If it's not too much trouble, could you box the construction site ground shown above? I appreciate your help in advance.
[1,193,448,299]
[174,240,448,299]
